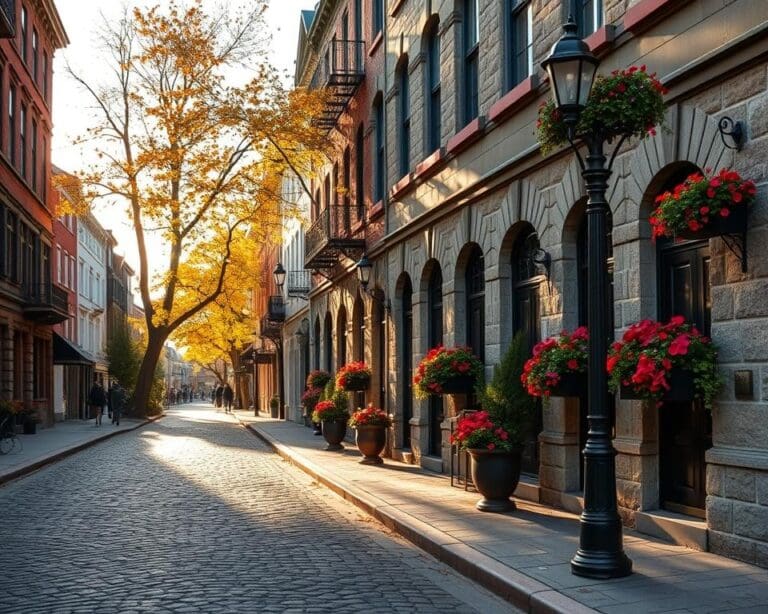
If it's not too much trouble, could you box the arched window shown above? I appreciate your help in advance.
[353,294,364,362]
[313,317,321,370]
[397,57,410,177]
[342,146,351,233]
[323,175,331,210]
[427,265,443,457]
[400,276,413,449]
[374,293,386,408]
[355,124,365,221]
[324,312,333,373]
[465,246,485,361]
[461,0,479,126]
[373,94,384,203]
[512,227,544,475]
[425,19,441,153]
[337,306,347,368]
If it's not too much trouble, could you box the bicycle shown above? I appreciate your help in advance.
[0,415,21,455]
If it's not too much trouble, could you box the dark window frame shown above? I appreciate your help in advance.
[506,0,533,90]
[373,96,384,203]
[398,59,410,177]
[462,0,479,126]
[426,21,441,153]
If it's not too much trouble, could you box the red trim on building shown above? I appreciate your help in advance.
[447,117,485,156]
[488,76,539,124]
[624,0,689,35]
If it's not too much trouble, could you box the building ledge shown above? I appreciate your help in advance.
[488,75,539,124]
[414,148,446,181]
[585,24,616,55]
[390,172,414,200]
[635,509,708,551]
[369,200,384,220]
[369,31,383,57]
[446,117,485,156]
[624,0,688,35]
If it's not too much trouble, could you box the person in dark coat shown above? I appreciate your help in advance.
[222,383,234,413]
[215,384,224,409]
[89,376,107,427]
[109,382,127,426]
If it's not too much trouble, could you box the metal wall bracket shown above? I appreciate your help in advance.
[721,230,748,273]
[718,117,745,151]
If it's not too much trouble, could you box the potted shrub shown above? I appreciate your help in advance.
[348,405,392,464]
[301,387,322,427]
[537,65,667,154]
[16,407,39,435]
[335,362,371,391]
[607,316,721,407]
[312,390,350,451]
[269,395,280,419]
[649,168,756,240]
[306,370,332,390]
[521,327,589,398]
[414,346,483,398]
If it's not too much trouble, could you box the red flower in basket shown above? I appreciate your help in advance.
[451,411,514,452]
[335,362,371,391]
[413,346,483,399]
[521,327,588,398]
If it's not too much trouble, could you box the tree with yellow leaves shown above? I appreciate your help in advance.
[67,1,326,414]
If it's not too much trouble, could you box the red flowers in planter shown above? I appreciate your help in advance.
[413,346,483,398]
[451,411,514,452]
[650,168,756,239]
[306,370,331,390]
[311,391,350,423]
[521,327,589,397]
[335,362,371,391]
[348,404,392,428]
[607,316,720,407]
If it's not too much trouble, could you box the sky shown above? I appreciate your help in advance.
[51,0,310,280]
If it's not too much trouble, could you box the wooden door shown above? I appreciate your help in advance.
[658,241,712,515]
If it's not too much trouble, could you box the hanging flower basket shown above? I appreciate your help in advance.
[650,169,755,240]
[537,65,667,154]
[335,362,371,391]
[413,346,483,398]
[306,370,332,390]
[521,327,589,398]
[607,316,720,407]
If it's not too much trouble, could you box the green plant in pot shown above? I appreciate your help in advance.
[269,395,280,419]
[312,389,350,451]
[458,332,537,513]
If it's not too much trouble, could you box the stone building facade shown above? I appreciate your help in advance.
[294,0,768,565]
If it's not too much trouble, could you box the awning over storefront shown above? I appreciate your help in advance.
[53,333,95,366]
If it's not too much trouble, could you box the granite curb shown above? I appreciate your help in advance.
[0,414,164,487]
[238,418,597,614]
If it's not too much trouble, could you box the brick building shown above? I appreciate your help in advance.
[0,1,67,426]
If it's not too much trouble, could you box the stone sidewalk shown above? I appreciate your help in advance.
[233,411,768,614]
[0,415,155,485]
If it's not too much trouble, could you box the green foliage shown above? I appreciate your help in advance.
[413,346,483,399]
[321,377,336,401]
[481,332,538,448]
[311,390,350,423]
[106,322,142,393]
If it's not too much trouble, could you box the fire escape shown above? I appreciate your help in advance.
[0,0,15,38]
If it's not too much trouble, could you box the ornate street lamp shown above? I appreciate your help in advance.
[273,262,286,292]
[355,254,391,313]
[543,16,632,579]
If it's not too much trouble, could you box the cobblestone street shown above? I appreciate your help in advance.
[0,405,513,613]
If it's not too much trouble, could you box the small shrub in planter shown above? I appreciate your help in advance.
[649,168,756,240]
[413,346,483,398]
[349,405,392,464]
[607,316,720,407]
[313,391,350,451]
[521,327,589,398]
[269,395,280,418]
[335,362,371,391]
[306,370,332,390]
[537,65,667,154]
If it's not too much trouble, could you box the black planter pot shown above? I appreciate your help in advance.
[548,371,587,398]
[676,204,748,240]
[343,376,370,391]
[22,418,37,435]
[467,448,522,513]
[354,425,387,464]
[620,368,695,402]
[270,406,279,419]
[438,375,476,395]
[321,420,347,451]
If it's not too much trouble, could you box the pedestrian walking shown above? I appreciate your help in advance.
[223,383,234,413]
[89,376,107,427]
[109,382,127,426]
[215,384,224,409]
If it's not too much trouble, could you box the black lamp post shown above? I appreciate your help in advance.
[543,16,632,580]
[273,262,286,292]
[356,254,391,313]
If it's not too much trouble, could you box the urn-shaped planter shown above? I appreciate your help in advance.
[620,368,695,403]
[439,375,476,395]
[321,420,347,451]
[354,425,387,464]
[467,448,522,513]
[548,372,588,398]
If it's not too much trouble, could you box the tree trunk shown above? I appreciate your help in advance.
[229,349,243,409]
[133,331,167,417]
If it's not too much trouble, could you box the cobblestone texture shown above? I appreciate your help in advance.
[0,405,513,613]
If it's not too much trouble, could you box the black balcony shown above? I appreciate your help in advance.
[287,270,311,298]
[260,315,282,344]
[305,205,365,271]
[24,283,69,324]
[0,0,15,38]
[310,39,365,130]
[267,295,286,322]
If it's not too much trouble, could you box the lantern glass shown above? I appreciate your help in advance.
[356,256,372,287]
[273,263,286,290]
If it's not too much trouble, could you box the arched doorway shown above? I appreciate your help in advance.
[313,317,321,371]
[352,294,365,406]
[465,246,485,362]
[337,306,347,368]
[427,264,443,457]
[653,165,712,516]
[374,291,386,409]
[399,275,413,449]
[324,312,333,374]
[512,227,544,475]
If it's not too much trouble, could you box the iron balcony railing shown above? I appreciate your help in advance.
[24,283,69,312]
[0,0,15,38]
[310,39,366,90]
[267,295,286,322]
[304,205,364,267]
[260,315,282,343]
[287,270,312,298]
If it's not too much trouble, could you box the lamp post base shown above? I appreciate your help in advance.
[571,550,632,579]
